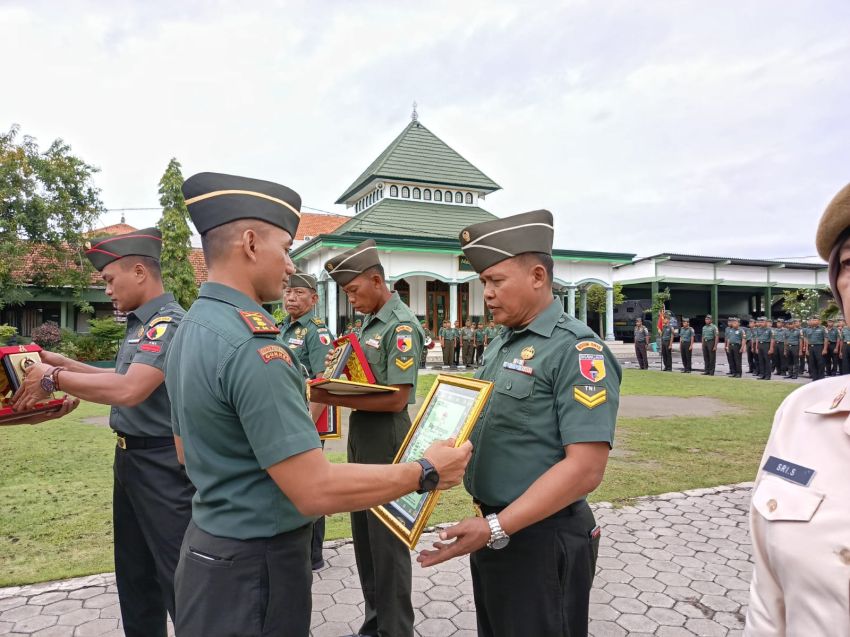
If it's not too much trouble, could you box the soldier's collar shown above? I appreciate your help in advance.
[373,291,401,323]
[514,298,562,338]
[129,292,176,324]
[289,312,313,327]
[198,282,269,317]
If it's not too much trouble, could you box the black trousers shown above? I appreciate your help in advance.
[175,520,312,637]
[453,340,461,366]
[462,340,474,366]
[786,347,798,378]
[680,343,692,371]
[471,500,599,637]
[842,343,850,374]
[634,341,648,369]
[702,340,716,374]
[772,345,784,374]
[113,443,194,637]
[728,343,742,376]
[758,343,772,379]
[476,343,485,365]
[747,345,757,374]
[829,342,840,374]
[349,409,414,637]
[661,340,673,370]
[810,347,826,380]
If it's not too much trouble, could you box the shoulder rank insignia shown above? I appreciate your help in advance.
[573,385,607,409]
[238,310,279,334]
[148,316,173,327]
[395,356,415,371]
[257,345,292,365]
[311,316,325,326]
[831,387,846,410]
[576,341,604,352]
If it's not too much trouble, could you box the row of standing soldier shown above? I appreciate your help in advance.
[437,319,499,368]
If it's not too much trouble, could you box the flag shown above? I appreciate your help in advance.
[657,304,665,332]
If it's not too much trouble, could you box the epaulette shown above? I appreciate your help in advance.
[311,316,326,327]
[555,313,596,339]
[238,310,279,335]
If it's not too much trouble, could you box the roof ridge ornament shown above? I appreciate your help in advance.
[411,100,418,123]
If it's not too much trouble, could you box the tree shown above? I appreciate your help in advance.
[650,286,672,339]
[156,158,197,308]
[586,283,625,337]
[0,125,102,309]
[780,288,824,321]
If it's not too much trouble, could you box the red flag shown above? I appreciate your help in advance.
[657,304,664,332]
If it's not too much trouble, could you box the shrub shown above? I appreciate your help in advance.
[31,321,62,349]
[0,324,18,345]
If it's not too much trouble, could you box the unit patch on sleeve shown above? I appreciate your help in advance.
[257,345,292,365]
[573,385,607,409]
[579,353,607,383]
[148,316,173,327]
[238,310,280,334]
[396,333,413,353]
[575,341,604,352]
[395,325,413,333]
[145,323,169,341]
[140,343,162,353]
[319,333,331,345]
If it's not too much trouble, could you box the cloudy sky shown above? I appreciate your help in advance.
[2,0,848,261]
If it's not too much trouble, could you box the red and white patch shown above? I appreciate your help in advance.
[257,345,292,365]
[319,334,331,346]
[140,343,161,353]
[579,353,606,383]
[396,334,412,353]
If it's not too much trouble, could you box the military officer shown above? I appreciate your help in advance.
[826,318,840,375]
[420,320,435,369]
[701,314,719,375]
[419,210,620,636]
[755,317,774,380]
[807,317,828,381]
[474,321,486,366]
[452,319,462,367]
[725,317,744,378]
[660,311,674,371]
[772,319,786,376]
[679,318,694,373]
[167,173,470,636]
[633,317,650,370]
[784,318,801,379]
[278,271,334,570]
[485,319,500,348]
[310,238,427,637]
[13,228,193,637]
[461,318,475,367]
[439,319,455,369]
[840,318,850,374]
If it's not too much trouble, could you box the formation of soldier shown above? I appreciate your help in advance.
[437,318,498,369]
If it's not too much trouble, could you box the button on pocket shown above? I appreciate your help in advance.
[752,476,824,522]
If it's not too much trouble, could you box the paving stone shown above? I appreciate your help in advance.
[589,619,627,636]
[13,613,58,633]
[1,605,42,622]
[73,618,118,636]
[685,617,728,636]
[97,604,121,619]
[647,606,687,626]
[421,600,459,619]
[81,594,118,610]
[637,591,676,608]
[41,600,82,616]
[611,597,647,614]
[310,621,353,636]
[452,610,477,630]
[56,609,99,626]
[428,571,464,587]
[616,613,659,633]
[416,617,457,636]
[28,592,67,606]
[630,577,666,593]
[31,625,75,637]
[425,585,461,602]
[321,602,359,623]
[589,603,619,621]
[714,611,746,629]
[311,579,343,595]
[311,594,334,612]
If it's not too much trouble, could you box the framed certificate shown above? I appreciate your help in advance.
[0,344,65,423]
[308,377,398,396]
[315,405,342,440]
[371,375,493,549]
[323,333,376,383]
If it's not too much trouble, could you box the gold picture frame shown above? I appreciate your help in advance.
[371,374,494,549]
[316,405,343,441]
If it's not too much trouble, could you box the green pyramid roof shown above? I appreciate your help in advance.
[334,199,497,239]
[336,121,501,204]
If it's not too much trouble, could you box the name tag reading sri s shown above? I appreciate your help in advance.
[762,455,815,487]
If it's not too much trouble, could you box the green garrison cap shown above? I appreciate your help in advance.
[287,271,317,290]
[729,316,739,321]
[325,239,381,286]
[85,227,162,272]
[181,172,301,238]
[705,314,712,320]
[459,209,554,273]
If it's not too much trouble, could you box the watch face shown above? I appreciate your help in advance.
[40,376,55,393]
[423,471,439,491]
[490,536,510,550]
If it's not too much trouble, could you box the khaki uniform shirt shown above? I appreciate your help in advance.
[745,376,850,636]
[465,299,621,507]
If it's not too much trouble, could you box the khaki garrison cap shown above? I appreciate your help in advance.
[325,239,381,286]
[287,272,317,290]
[459,209,554,273]
[85,227,162,272]
[816,182,850,261]
[181,172,301,238]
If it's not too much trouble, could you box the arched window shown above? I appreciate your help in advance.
[412,188,421,199]
[465,193,473,204]
[402,186,410,198]
[390,185,398,197]
[445,190,452,201]
[434,190,442,202]
[454,192,463,203]
[423,189,431,201]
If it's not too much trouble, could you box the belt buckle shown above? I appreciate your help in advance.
[117,436,127,450]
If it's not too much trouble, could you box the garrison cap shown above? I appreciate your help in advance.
[664,310,672,317]
[758,316,767,321]
[181,172,301,238]
[815,182,850,261]
[705,314,712,320]
[459,209,554,273]
[85,227,162,272]
[776,318,785,323]
[287,271,317,290]
[325,239,382,286]
[729,316,739,321]
[682,317,690,322]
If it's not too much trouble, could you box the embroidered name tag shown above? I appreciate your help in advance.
[762,455,815,487]
[288,338,304,346]
[366,339,380,348]
[502,361,533,375]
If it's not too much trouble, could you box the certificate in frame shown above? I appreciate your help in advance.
[371,374,493,549]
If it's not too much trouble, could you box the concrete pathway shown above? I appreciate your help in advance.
[0,483,754,636]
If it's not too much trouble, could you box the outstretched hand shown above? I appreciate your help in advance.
[416,516,490,568]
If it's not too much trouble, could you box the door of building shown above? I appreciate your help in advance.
[427,290,449,335]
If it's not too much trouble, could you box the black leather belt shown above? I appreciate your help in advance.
[473,499,586,519]
[115,432,175,450]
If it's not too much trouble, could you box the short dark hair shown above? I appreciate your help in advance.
[518,252,554,283]
[200,220,254,266]
[362,264,385,280]
[120,255,161,279]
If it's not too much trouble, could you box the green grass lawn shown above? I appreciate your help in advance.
[0,371,797,586]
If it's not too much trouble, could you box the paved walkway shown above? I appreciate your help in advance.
[0,483,754,636]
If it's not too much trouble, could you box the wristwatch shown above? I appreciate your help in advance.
[415,458,439,494]
[486,513,510,550]
[40,367,64,394]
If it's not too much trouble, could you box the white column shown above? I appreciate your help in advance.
[449,283,458,325]
[580,288,588,324]
[567,286,576,317]
[605,287,615,341]
[327,282,338,336]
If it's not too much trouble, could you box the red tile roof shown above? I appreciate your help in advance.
[295,213,349,240]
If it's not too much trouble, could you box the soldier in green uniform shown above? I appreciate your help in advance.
[474,321,486,366]
[633,317,650,370]
[13,228,193,637]
[453,319,462,367]
[485,319,500,348]
[439,319,455,369]
[807,316,828,380]
[311,238,426,637]
[660,311,674,371]
[826,318,840,375]
[419,210,620,637]
[771,318,786,376]
[742,319,755,375]
[784,317,801,379]
[420,320,434,369]
[756,316,775,380]
[725,317,744,377]
[461,319,475,367]
[701,314,719,375]
[167,173,471,637]
[278,272,334,570]
[679,318,695,373]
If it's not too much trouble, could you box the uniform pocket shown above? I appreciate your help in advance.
[187,546,234,568]
[491,370,535,432]
[752,476,825,521]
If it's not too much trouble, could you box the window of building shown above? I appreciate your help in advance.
[412,187,421,199]
[445,190,452,201]
[434,190,442,202]
[454,192,463,203]
[402,186,410,198]
[465,192,473,204]
[424,189,431,200]
[390,185,398,197]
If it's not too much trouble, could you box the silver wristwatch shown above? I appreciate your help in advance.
[485,513,510,550]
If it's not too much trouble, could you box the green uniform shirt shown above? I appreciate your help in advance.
[807,326,826,345]
[474,329,486,344]
[725,327,743,345]
[278,313,334,379]
[461,326,475,342]
[165,282,321,540]
[772,328,786,344]
[485,326,500,343]
[802,326,812,342]
[842,327,850,342]
[702,324,718,342]
[633,326,649,343]
[112,293,185,437]
[439,327,458,342]
[465,299,621,507]
[827,327,839,343]
[741,326,752,341]
[756,326,773,344]
[679,327,695,343]
[359,292,424,404]
[661,324,673,342]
